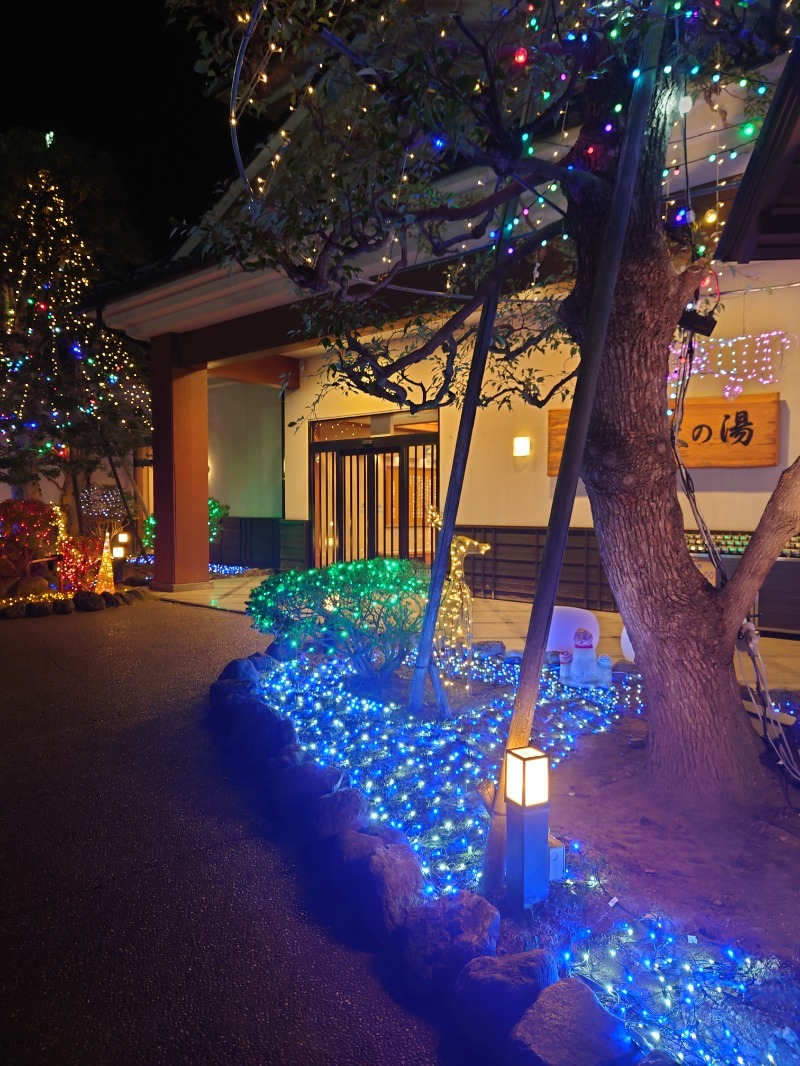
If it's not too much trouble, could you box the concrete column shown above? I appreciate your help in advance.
[150,334,212,591]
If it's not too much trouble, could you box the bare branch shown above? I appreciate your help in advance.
[720,455,800,634]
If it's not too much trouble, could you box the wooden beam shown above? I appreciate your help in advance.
[207,354,299,389]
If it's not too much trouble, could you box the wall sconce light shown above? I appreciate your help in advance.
[112,545,125,559]
[505,745,550,908]
[512,435,532,458]
[117,533,129,544]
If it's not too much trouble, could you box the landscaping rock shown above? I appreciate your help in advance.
[0,602,26,619]
[114,592,132,606]
[0,576,17,598]
[264,744,306,782]
[219,657,261,684]
[227,698,297,765]
[328,827,385,866]
[247,652,274,672]
[504,649,524,663]
[124,586,145,600]
[13,576,50,599]
[100,591,119,607]
[73,590,106,612]
[473,640,506,659]
[508,977,637,1066]
[265,638,302,662]
[207,679,260,730]
[452,950,558,1053]
[52,597,75,615]
[309,787,371,838]
[271,760,343,819]
[25,599,54,617]
[403,892,500,1000]
[332,832,423,945]
[123,574,150,587]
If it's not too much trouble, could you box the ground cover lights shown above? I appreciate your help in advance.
[255,652,796,1065]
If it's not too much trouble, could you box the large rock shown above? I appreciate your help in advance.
[226,698,297,765]
[473,640,506,660]
[452,950,558,1053]
[271,760,343,819]
[0,601,26,619]
[25,599,54,617]
[332,831,423,945]
[207,679,260,733]
[265,638,302,662]
[309,787,370,838]
[508,977,637,1066]
[73,590,106,612]
[403,892,500,1000]
[101,591,119,607]
[219,657,261,684]
[52,597,75,615]
[247,652,274,672]
[13,576,50,599]
[123,574,150,587]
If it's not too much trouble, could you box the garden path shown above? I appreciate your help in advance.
[0,600,466,1065]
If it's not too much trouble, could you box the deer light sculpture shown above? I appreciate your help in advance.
[428,508,490,672]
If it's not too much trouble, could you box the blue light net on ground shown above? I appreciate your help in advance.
[256,654,799,1066]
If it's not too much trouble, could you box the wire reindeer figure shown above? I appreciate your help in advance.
[428,508,490,684]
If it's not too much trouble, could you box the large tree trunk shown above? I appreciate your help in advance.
[580,245,780,807]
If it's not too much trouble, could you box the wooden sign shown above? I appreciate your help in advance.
[547,393,780,475]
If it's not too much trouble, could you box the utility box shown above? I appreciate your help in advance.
[548,835,566,882]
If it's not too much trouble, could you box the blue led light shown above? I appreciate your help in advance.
[246,649,791,1065]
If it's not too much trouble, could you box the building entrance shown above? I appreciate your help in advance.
[310,416,438,569]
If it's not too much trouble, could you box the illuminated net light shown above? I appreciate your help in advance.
[669,331,793,398]
[251,648,789,1065]
[256,652,642,897]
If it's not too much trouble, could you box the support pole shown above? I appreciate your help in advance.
[482,2,668,893]
[408,272,504,715]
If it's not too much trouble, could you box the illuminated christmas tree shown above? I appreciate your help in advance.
[94,532,115,595]
[0,152,151,522]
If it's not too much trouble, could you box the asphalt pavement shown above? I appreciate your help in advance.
[0,598,463,1065]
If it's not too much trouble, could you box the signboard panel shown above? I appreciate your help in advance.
[546,393,780,475]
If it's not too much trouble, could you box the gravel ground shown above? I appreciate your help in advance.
[0,598,464,1066]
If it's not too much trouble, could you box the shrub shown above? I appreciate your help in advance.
[140,497,229,555]
[247,557,429,681]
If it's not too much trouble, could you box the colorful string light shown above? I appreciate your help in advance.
[669,331,793,399]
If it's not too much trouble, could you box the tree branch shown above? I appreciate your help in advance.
[720,454,800,635]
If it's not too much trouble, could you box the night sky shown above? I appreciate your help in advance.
[0,1,237,260]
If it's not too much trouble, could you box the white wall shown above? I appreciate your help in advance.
[283,257,800,534]
[208,380,283,517]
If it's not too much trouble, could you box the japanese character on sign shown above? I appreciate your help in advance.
[690,409,754,447]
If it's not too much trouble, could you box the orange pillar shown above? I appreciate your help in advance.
[150,334,212,591]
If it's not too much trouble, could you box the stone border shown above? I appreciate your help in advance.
[0,586,150,620]
[210,654,671,1066]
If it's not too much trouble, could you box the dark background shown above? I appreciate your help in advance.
[0,0,237,259]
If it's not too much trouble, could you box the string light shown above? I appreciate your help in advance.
[668,331,793,399]
[246,646,791,1064]
[256,651,643,897]
[0,171,151,479]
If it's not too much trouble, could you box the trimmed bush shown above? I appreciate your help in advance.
[247,557,428,682]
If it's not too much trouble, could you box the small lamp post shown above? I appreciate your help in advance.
[505,745,550,909]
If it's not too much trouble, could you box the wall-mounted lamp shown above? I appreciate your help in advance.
[112,545,125,559]
[505,745,550,908]
[512,435,532,458]
[117,533,129,544]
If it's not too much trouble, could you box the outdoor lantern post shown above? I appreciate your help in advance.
[505,745,550,909]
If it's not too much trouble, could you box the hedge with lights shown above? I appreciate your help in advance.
[247,557,429,681]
